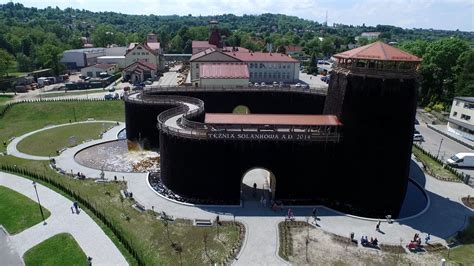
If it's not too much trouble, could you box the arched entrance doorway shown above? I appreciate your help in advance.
[241,168,276,204]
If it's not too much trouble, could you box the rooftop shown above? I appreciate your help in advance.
[205,114,342,126]
[333,41,421,62]
[455,97,474,103]
[83,63,115,70]
[200,63,249,79]
[225,51,299,62]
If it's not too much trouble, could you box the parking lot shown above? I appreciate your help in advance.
[415,123,474,180]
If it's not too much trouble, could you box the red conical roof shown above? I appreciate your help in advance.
[334,41,421,62]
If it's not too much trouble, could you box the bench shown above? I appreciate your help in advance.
[132,202,146,212]
[193,219,212,227]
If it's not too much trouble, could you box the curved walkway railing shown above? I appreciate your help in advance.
[126,92,341,142]
[144,85,327,95]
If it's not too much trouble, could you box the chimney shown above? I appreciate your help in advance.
[147,33,157,43]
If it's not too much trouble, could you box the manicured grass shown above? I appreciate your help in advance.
[0,95,13,105]
[0,156,243,265]
[443,217,474,264]
[17,122,115,156]
[0,185,51,234]
[0,101,124,152]
[23,233,88,266]
[412,145,459,181]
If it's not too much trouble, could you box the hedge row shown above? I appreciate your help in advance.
[413,143,470,184]
[0,165,144,265]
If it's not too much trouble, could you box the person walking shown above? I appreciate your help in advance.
[312,207,318,221]
[376,220,381,232]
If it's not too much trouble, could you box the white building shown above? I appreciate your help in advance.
[447,97,474,141]
[122,34,164,82]
[81,63,117,78]
[198,63,249,87]
[190,48,300,86]
[359,32,381,40]
[97,56,126,69]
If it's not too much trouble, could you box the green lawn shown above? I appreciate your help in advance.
[412,145,459,181]
[0,95,13,105]
[17,122,115,156]
[23,233,88,266]
[0,185,51,234]
[0,101,124,152]
[443,217,474,264]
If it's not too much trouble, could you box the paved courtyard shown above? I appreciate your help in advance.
[5,122,474,265]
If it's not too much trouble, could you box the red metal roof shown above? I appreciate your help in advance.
[333,41,421,62]
[200,63,249,79]
[123,60,156,71]
[146,42,161,50]
[125,43,158,56]
[192,41,216,48]
[225,51,299,62]
[205,114,342,126]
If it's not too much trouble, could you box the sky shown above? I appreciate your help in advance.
[2,0,474,31]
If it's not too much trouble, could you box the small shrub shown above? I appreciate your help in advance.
[424,106,432,112]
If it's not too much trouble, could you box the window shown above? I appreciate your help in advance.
[453,112,458,117]
[250,63,253,68]
[461,114,471,121]
[260,63,265,68]
[196,63,199,69]
[249,72,253,78]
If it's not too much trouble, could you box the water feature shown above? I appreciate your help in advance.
[74,140,160,173]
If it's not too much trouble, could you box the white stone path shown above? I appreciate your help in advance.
[0,172,128,266]
[6,123,474,265]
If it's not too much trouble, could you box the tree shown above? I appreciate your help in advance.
[454,49,474,97]
[92,25,118,47]
[15,52,33,72]
[420,38,469,104]
[399,40,429,58]
[35,43,65,75]
[169,35,184,53]
[357,37,369,46]
[307,53,318,74]
[0,49,14,77]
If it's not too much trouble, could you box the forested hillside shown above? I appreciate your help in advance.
[0,2,472,104]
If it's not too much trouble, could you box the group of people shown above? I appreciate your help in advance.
[76,172,86,179]
[361,236,379,247]
[407,233,430,251]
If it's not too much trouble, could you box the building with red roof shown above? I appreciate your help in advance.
[198,63,249,87]
[123,33,164,82]
[190,48,300,86]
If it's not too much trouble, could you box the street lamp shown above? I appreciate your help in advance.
[32,181,47,225]
[436,137,444,159]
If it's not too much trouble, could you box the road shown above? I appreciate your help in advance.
[415,123,474,178]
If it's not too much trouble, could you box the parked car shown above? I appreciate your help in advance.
[261,82,266,86]
[254,82,260,87]
[295,83,302,88]
[273,81,278,87]
[144,80,153,85]
[413,130,424,142]
[108,87,116,92]
[446,153,474,168]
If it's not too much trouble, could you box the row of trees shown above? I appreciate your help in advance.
[400,38,473,106]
